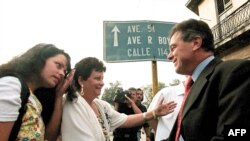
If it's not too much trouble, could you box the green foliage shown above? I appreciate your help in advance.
[142,82,167,108]
[101,81,123,106]
[101,79,181,107]
[142,79,181,107]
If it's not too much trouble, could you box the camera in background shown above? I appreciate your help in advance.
[114,89,131,104]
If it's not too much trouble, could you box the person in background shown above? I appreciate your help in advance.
[113,87,150,141]
[113,87,142,141]
[61,57,177,141]
[136,88,151,141]
[147,82,184,141]
[0,43,74,141]
[166,18,250,141]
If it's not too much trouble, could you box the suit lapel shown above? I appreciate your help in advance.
[182,58,222,119]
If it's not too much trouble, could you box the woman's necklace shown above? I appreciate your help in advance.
[93,102,110,141]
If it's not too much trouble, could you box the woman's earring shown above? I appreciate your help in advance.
[80,84,84,96]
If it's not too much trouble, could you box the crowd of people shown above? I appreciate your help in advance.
[0,18,249,141]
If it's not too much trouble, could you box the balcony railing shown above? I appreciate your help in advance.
[211,1,250,45]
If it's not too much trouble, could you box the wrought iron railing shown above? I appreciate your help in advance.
[211,1,250,44]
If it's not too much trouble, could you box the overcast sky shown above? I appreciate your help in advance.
[0,0,198,90]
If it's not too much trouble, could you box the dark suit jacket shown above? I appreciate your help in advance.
[167,58,250,141]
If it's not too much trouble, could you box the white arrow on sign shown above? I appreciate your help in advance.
[112,25,120,47]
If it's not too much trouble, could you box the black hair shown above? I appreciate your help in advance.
[0,43,71,125]
[0,43,71,81]
[67,57,106,101]
[169,19,214,52]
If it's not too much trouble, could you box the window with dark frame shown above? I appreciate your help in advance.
[217,0,232,15]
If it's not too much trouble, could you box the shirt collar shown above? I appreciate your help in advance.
[192,56,214,82]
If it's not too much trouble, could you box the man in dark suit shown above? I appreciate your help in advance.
[166,19,250,141]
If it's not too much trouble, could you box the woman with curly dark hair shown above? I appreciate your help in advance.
[61,57,176,141]
[0,43,74,141]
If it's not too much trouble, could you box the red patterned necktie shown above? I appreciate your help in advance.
[175,76,193,141]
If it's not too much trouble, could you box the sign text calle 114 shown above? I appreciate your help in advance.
[104,21,175,62]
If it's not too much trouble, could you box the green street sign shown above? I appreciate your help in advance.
[103,20,175,63]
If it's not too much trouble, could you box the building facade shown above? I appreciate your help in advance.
[186,0,250,60]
